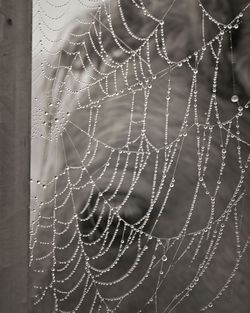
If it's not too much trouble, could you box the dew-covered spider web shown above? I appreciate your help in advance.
[30,0,250,312]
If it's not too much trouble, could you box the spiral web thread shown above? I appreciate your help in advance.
[30,0,250,312]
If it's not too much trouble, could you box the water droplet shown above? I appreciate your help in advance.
[231,95,239,103]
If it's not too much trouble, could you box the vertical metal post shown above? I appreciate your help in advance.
[0,0,32,312]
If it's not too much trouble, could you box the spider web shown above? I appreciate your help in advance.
[30,0,250,312]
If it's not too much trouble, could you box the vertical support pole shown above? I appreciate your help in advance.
[0,0,32,312]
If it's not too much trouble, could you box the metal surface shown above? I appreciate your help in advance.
[0,0,31,312]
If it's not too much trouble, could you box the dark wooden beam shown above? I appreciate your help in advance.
[0,0,32,312]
